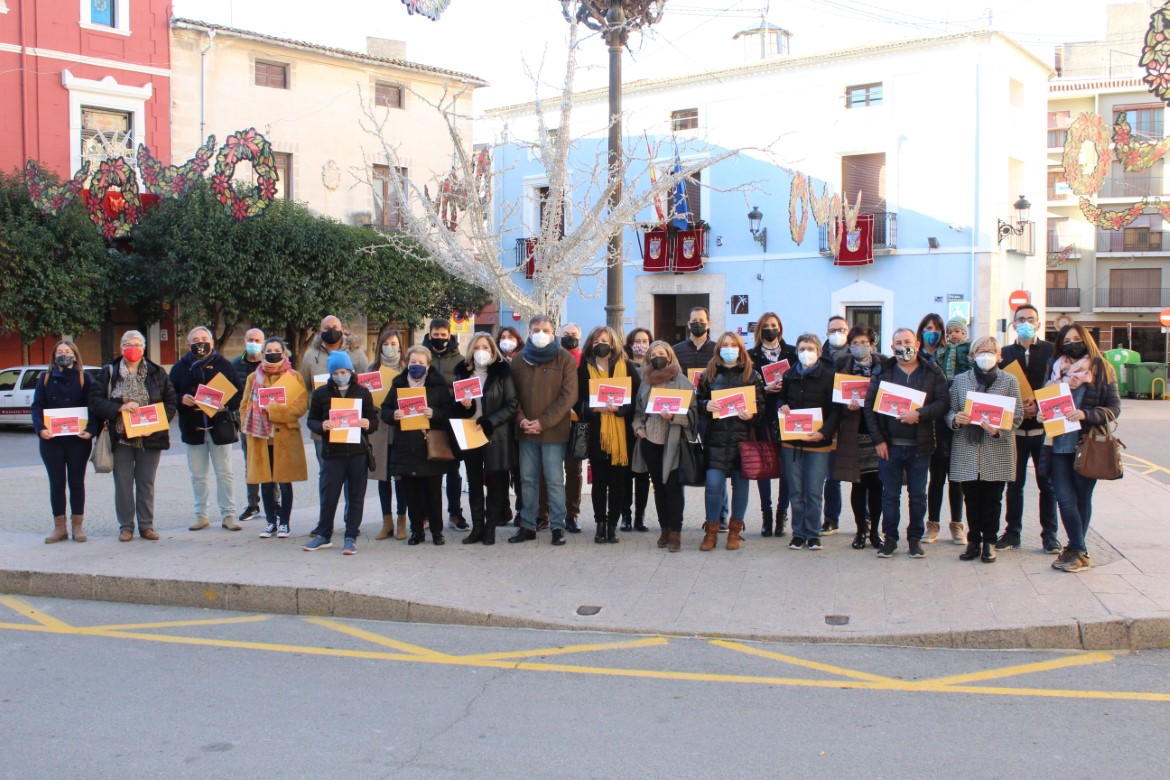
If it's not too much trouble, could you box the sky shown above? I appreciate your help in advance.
[172,0,1126,109]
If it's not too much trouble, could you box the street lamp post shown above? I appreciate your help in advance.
[562,1,666,330]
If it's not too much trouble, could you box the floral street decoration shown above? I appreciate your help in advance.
[1112,112,1170,172]
[810,182,833,227]
[1047,245,1075,268]
[23,160,90,217]
[138,136,216,198]
[826,194,844,257]
[842,191,862,233]
[1141,2,1170,104]
[400,0,451,21]
[1079,197,1147,230]
[210,128,279,221]
[85,157,143,239]
[1062,113,1111,196]
[788,172,810,244]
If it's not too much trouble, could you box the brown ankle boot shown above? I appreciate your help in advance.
[667,531,681,553]
[45,515,68,544]
[699,521,720,551]
[70,515,87,543]
[657,528,670,548]
[375,514,394,540]
[396,514,408,540]
[726,519,745,550]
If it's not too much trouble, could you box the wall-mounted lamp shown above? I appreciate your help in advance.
[927,237,940,249]
[997,195,1031,245]
[748,205,767,252]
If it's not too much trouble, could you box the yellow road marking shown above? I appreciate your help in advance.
[460,636,669,662]
[710,639,897,683]
[1122,452,1170,475]
[304,617,452,658]
[0,595,73,631]
[75,615,271,632]
[916,651,1115,686]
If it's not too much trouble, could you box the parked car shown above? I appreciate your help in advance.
[0,365,103,427]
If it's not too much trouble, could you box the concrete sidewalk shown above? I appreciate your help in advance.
[1,446,1168,650]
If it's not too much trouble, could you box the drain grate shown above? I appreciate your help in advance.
[824,615,850,626]
[576,605,602,616]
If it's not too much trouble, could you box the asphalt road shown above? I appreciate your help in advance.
[1,596,1169,779]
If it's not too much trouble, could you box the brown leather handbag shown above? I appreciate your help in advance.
[1074,409,1124,481]
[424,428,455,462]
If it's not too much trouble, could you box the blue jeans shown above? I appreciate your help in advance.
[187,440,236,520]
[782,447,832,540]
[1005,433,1059,544]
[519,441,567,530]
[878,445,930,542]
[705,467,749,524]
[823,451,841,523]
[1048,452,1097,554]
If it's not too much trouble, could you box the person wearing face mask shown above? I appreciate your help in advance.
[748,312,797,538]
[305,351,378,554]
[451,333,518,545]
[915,313,946,364]
[696,332,765,552]
[619,327,654,533]
[383,346,454,546]
[560,323,583,366]
[946,337,1024,563]
[497,327,523,364]
[998,304,1059,553]
[496,326,525,525]
[90,330,178,542]
[32,340,100,544]
[170,326,243,533]
[576,325,642,544]
[925,315,971,545]
[233,328,266,522]
[539,322,585,533]
[1040,324,1120,573]
[632,341,698,552]
[831,325,886,551]
[423,318,470,532]
[777,333,842,551]
[239,338,308,539]
[862,327,950,559]
[508,314,579,546]
[819,315,851,537]
[673,306,716,372]
[369,328,409,542]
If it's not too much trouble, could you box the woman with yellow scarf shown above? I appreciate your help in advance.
[578,325,642,544]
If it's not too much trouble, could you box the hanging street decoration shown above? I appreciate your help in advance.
[1062,113,1111,195]
[400,0,451,21]
[1141,2,1170,104]
[139,135,217,198]
[85,158,143,239]
[211,128,279,221]
[1047,245,1075,268]
[788,172,809,244]
[810,182,833,227]
[23,160,90,217]
[1079,198,1147,230]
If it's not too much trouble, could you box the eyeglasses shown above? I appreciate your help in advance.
[828,327,848,335]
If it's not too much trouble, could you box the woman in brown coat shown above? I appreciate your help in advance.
[240,337,309,539]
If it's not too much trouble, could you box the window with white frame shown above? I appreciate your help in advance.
[62,70,151,174]
[81,0,130,34]
[670,108,699,132]
[845,83,882,108]
[81,106,134,165]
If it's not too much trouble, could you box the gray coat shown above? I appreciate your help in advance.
[945,369,1023,483]
[631,372,697,483]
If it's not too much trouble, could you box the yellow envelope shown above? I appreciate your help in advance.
[711,385,757,419]
[778,407,823,441]
[647,387,693,414]
[589,376,633,407]
[1034,383,1079,437]
[1003,359,1035,401]
[687,369,705,390]
[328,397,362,443]
[450,419,489,450]
[274,371,306,405]
[397,387,430,431]
[373,366,398,407]
[194,371,239,417]
[122,403,169,438]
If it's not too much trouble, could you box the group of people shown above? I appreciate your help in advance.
[30,303,1120,572]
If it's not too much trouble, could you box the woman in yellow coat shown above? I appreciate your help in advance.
[239,337,309,538]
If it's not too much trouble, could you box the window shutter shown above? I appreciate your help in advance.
[842,153,886,213]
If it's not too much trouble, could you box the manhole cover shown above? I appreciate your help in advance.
[824,615,850,626]
[576,606,602,616]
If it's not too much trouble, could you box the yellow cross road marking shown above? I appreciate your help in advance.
[459,636,669,662]
[75,615,271,632]
[916,651,1115,686]
[304,616,453,658]
[0,595,74,631]
[1122,452,1170,475]
[710,639,898,683]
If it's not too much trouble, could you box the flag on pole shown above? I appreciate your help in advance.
[670,139,690,230]
[646,136,666,225]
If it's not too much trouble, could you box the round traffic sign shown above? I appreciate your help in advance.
[511,311,522,321]
[1161,308,1170,328]
[1008,289,1031,310]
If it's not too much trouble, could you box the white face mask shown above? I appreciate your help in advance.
[798,349,819,367]
[827,331,847,348]
[473,349,492,367]
[530,331,552,349]
[974,353,998,371]
[499,339,517,354]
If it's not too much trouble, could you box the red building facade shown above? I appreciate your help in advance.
[0,0,173,365]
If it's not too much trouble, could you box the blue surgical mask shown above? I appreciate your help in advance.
[408,364,427,379]
[1016,323,1036,341]
[719,347,739,364]
[332,371,351,388]
[923,331,940,347]
[245,342,263,356]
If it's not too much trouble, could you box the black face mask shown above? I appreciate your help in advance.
[689,322,707,337]
[54,355,75,369]
[649,356,669,371]
[321,328,343,345]
[263,353,284,364]
[592,343,612,358]
[760,328,779,343]
[1063,342,1087,360]
[191,342,211,359]
[430,337,449,353]
[561,336,579,350]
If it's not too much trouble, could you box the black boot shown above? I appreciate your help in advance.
[482,520,496,546]
[566,515,581,533]
[981,541,996,563]
[762,507,774,537]
[633,511,648,532]
[869,521,883,550]
[594,522,606,544]
[463,517,485,545]
[619,514,633,532]
[606,519,620,543]
[959,540,981,561]
[851,520,868,549]
[408,519,426,546]
[774,512,788,538]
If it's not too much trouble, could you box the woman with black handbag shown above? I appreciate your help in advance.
[777,333,841,551]
[632,341,697,552]
[1039,324,1121,573]
[383,345,453,546]
[832,325,886,550]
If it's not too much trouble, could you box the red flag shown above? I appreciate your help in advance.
[834,214,874,266]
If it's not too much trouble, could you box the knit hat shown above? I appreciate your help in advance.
[327,351,354,374]
[946,316,968,333]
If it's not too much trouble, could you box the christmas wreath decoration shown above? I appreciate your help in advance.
[1062,113,1111,196]
[85,157,142,239]
[210,128,278,220]
[139,135,216,198]
[788,172,810,244]
[1079,197,1147,230]
[1112,112,1170,172]
[24,160,90,216]
[1141,3,1170,104]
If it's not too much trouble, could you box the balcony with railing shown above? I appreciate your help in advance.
[1046,287,1081,310]
[1096,231,1170,253]
[1047,129,1067,149]
[1047,232,1080,259]
[817,212,897,253]
[1093,287,1170,310]
[1097,174,1164,199]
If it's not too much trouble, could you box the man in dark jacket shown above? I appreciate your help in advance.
[304,351,379,554]
[672,306,716,372]
[820,315,851,535]
[233,327,265,521]
[863,327,949,559]
[169,326,242,532]
[998,304,1059,552]
[423,318,468,530]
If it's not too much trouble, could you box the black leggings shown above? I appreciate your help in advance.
[40,435,92,516]
[849,471,882,531]
[961,480,1005,546]
[928,449,963,524]
[403,474,443,537]
[641,440,684,532]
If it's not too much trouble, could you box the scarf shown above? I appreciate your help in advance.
[116,360,150,406]
[851,357,874,377]
[964,366,998,445]
[244,361,291,439]
[588,359,629,466]
[643,362,680,387]
[943,343,963,381]
[522,338,560,366]
[761,343,781,364]
[1048,355,1094,389]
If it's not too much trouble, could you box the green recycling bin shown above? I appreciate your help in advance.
[1104,348,1142,397]
[1131,362,1168,398]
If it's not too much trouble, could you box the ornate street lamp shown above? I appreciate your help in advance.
[562,1,667,330]
[997,195,1031,244]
